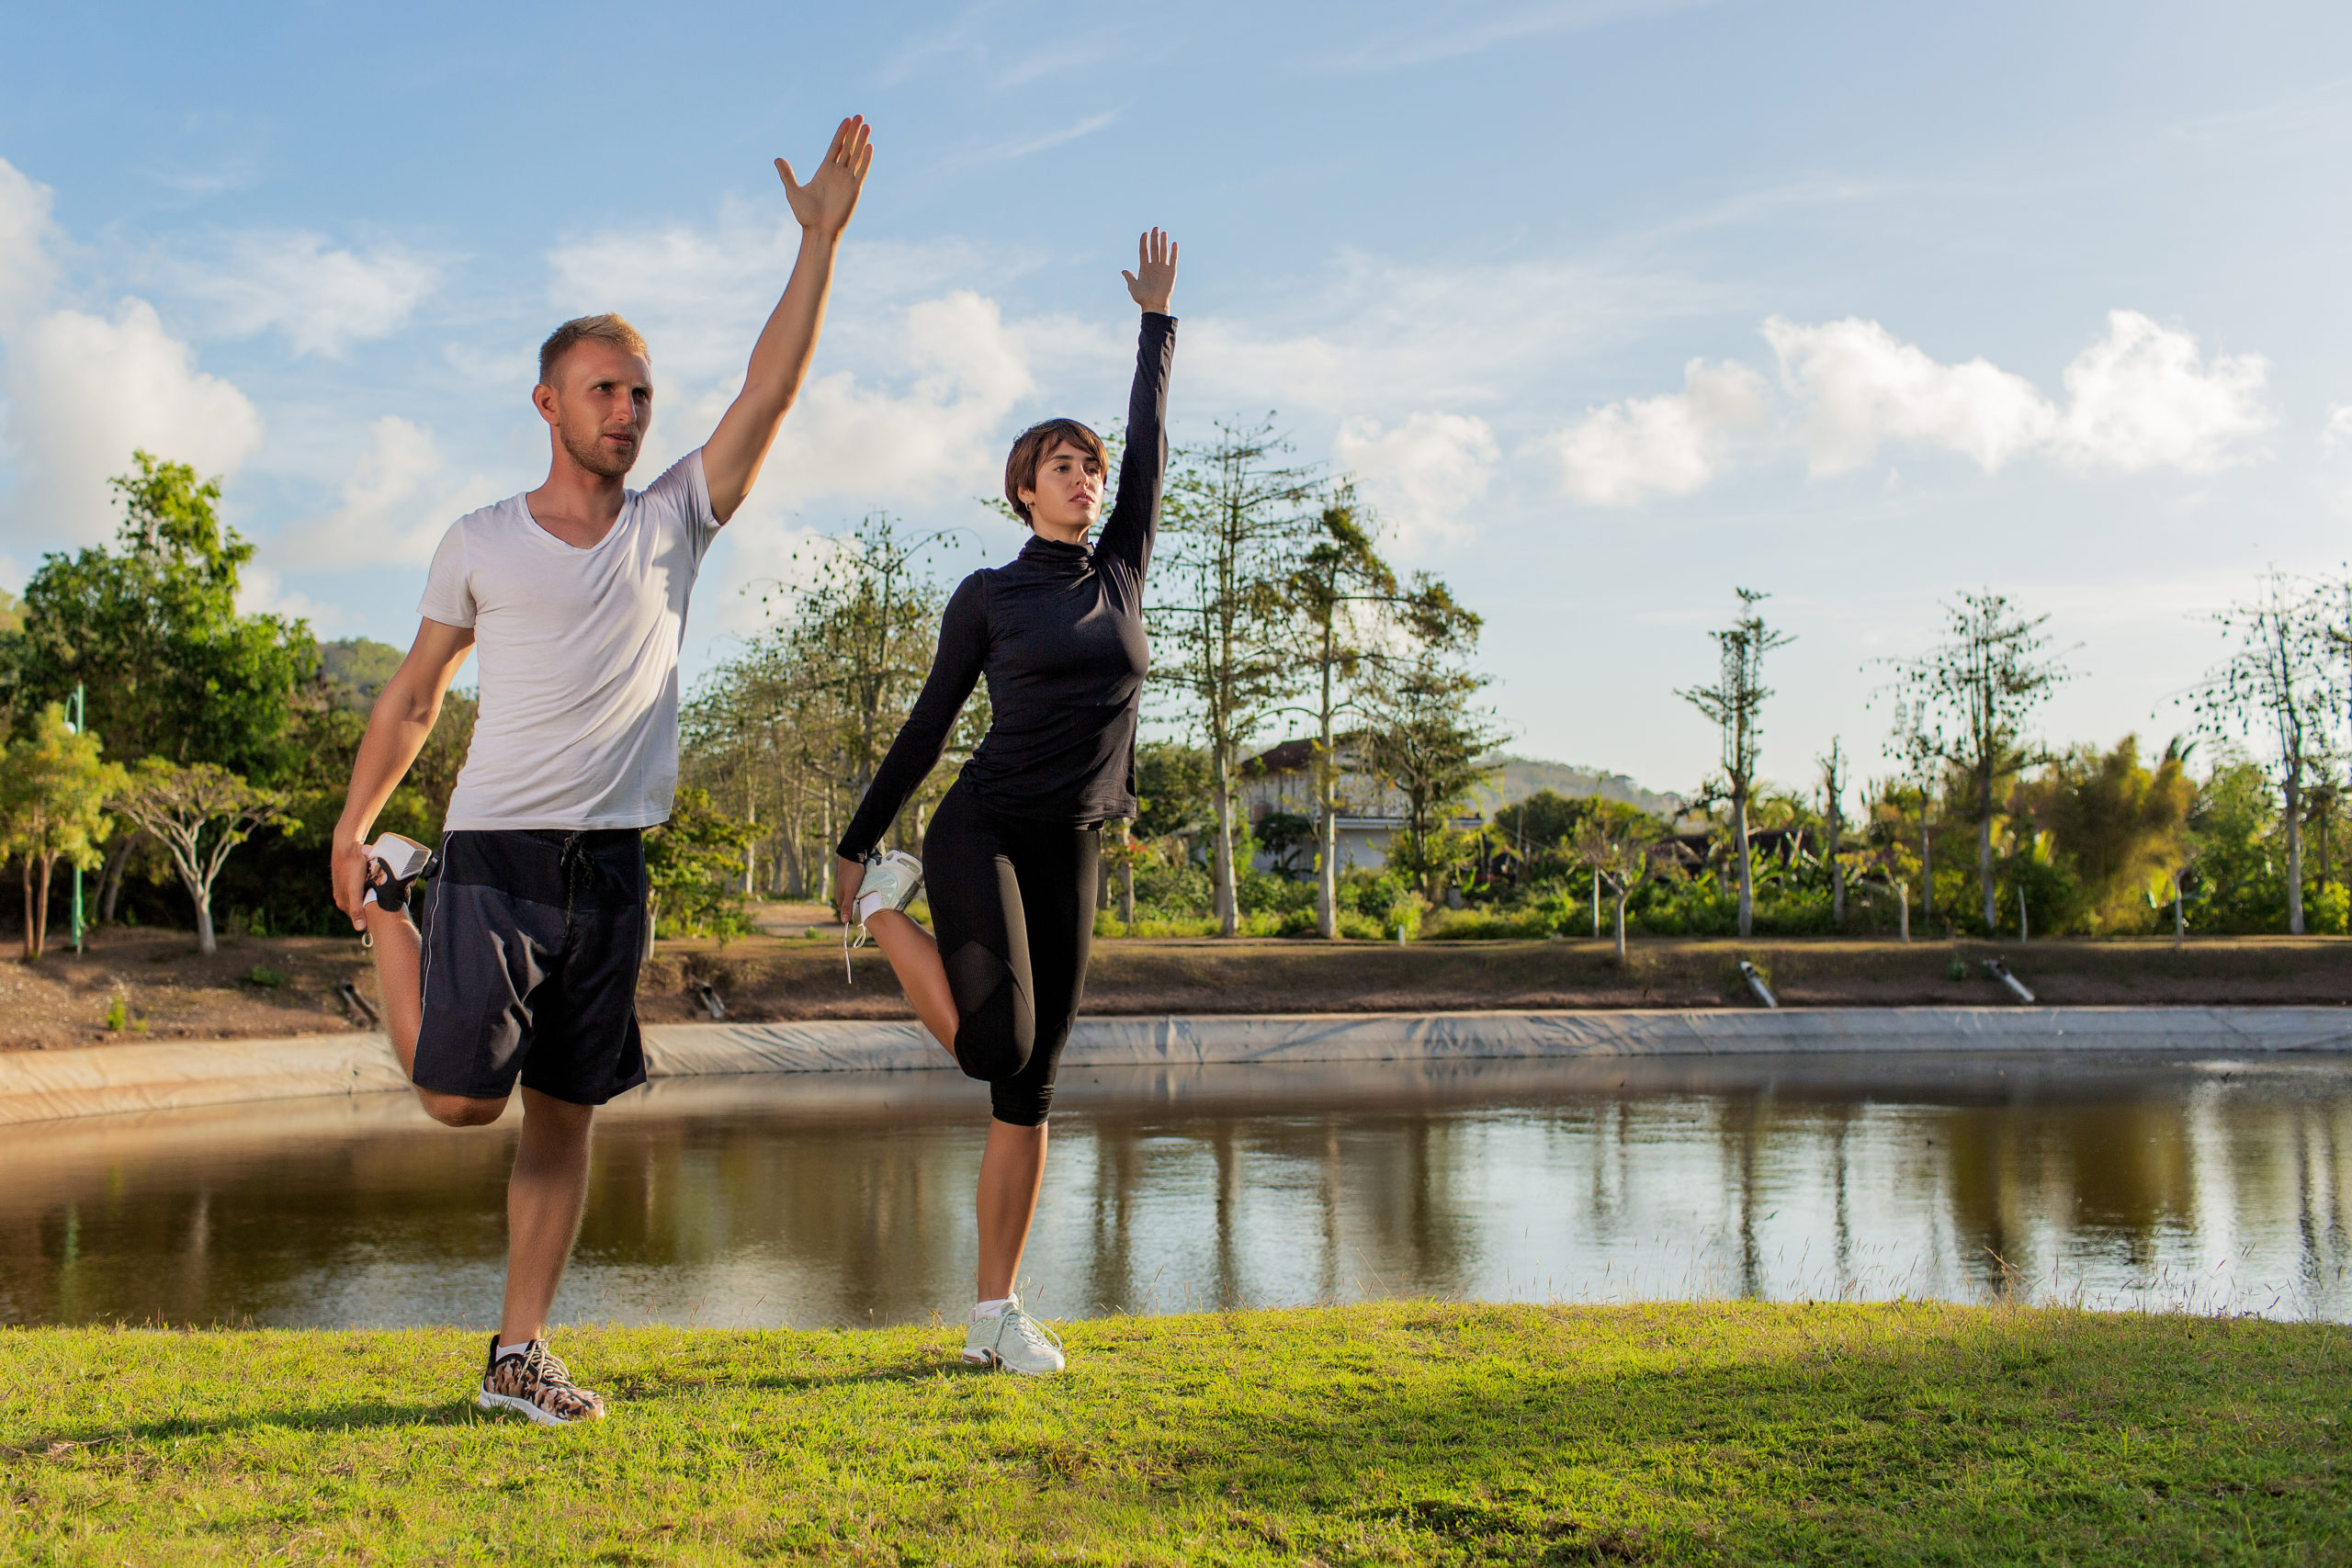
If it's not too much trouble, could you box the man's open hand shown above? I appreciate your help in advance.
[778,117,874,238]
[1123,228,1178,314]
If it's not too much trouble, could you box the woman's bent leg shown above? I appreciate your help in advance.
[863,910,959,1057]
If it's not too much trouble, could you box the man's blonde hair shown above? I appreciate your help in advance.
[537,313,650,386]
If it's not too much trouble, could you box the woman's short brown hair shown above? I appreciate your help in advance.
[1003,418,1109,525]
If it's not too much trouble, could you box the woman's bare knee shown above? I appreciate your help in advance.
[420,1089,506,1127]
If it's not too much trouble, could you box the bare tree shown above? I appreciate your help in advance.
[1818,738,1849,927]
[110,759,290,955]
[1153,422,1320,934]
[1890,592,2072,932]
[1678,588,1792,939]
[2189,571,2340,935]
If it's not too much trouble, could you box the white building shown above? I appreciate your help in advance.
[1236,737,1482,874]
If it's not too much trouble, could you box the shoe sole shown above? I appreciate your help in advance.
[960,1347,1063,1376]
[475,1388,601,1425]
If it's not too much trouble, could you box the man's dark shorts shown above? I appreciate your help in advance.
[412,828,649,1106]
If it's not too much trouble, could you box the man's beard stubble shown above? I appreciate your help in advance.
[561,422,639,480]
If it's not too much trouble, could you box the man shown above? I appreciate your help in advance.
[331,116,873,1425]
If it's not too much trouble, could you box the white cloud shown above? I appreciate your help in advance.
[278,414,502,568]
[1185,251,1715,422]
[0,158,61,329]
[2324,402,2352,450]
[2052,309,2271,473]
[1326,0,1722,72]
[1534,358,1770,505]
[184,232,438,356]
[1763,315,2057,475]
[732,289,1037,512]
[234,565,337,628]
[1332,412,1500,555]
[2,299,265,547]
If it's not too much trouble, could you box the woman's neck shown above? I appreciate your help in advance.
[1030,520,1091,547]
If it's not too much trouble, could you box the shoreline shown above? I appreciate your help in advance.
[6,1003,2349,1126]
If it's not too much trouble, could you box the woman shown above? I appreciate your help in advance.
[833,228,1178,1375]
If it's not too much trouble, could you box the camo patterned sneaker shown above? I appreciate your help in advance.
[362,833,435,916]
[476,1337,606,1426]
[962,1295,1066,1377]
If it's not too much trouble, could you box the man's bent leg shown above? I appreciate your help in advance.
[362,902,506,1127]
[500,1087,594,1347]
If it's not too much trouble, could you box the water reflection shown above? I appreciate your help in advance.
[3,1054,2347,1328]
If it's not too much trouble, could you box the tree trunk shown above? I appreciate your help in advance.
[2284,762,2307,936]
[1977,807,1996,933]
[1315,636,1339,941]
[1211,745,1238,937]
[2018,883,2030,942]
[99,834,136,923]
[2174,876,2184,948]
[1898,881,1910,943]
[1612,889,1628,963]
[33,854,54,959]
[1590,871,1600,940]
[19,859,34,962]
[1733,785,1754,939]
[1920,796,1934,931]
[1826,817,1845,926]
[193,879,218,957]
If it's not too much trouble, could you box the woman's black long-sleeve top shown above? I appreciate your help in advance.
[834,312,1176,861]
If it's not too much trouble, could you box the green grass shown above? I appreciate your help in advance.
[4,1303,2346,1564]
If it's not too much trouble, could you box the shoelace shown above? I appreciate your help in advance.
[524,1344,588,1399]
[1001,1306,1064,1360]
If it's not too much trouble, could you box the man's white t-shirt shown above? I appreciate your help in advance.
[420,450,720,832]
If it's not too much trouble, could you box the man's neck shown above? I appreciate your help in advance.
[525,460,630,550]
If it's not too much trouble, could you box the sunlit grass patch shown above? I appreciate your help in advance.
[2,1302,2345,1563]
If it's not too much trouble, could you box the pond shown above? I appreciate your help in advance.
[3,1052,2347,1328]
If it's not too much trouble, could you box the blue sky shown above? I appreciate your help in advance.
[4,0,2349,796]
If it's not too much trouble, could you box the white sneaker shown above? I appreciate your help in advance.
[962,1295,1066,1377]
[361,833,434,915]
[844,850,924,982]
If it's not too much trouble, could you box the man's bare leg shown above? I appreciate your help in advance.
[499,1088,595,1347]
[976,1120,1048,1301]
[863,908,960,1056]
[361,902,504,1129]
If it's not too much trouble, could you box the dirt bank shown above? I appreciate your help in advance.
[11,916,2352,1050]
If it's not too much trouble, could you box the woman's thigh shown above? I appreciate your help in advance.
[990,823,1101,1126]
[922,786,1035,1080]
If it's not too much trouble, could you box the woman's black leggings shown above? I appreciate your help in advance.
[923,780,1100,1126]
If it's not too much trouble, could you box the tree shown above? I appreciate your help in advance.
[0,704,121,959]
[1818,739,1849,927]
[1677,588,1792,939]
[109,760,291,955]
[644,787,764,956]
[1572,814,1665,962]
[1281,487,1478,937]
[1153,422,1320,934]
[1891,592,2072,932]
[1841,801,1922,942]
[1358,652,1508,903]
[2013,735,2196,933]
[5,452,316,779]
[2189,573,2339,935]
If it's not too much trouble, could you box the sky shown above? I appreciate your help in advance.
[4,0,2350,801]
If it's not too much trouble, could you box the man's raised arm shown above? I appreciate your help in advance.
[703,115,876,524]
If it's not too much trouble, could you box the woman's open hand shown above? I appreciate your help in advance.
[1123,229,1178,314]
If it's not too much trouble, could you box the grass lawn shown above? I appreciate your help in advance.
[3,1303,2346,1564]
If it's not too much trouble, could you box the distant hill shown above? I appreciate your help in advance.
[320,637,403,709]
[1470,754,1683,819]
